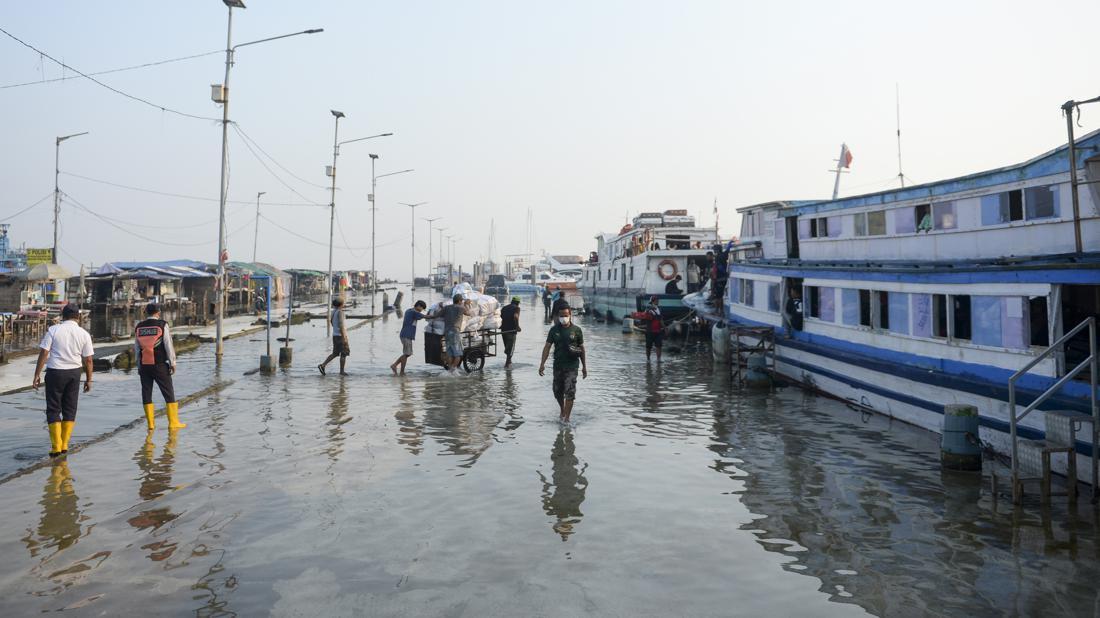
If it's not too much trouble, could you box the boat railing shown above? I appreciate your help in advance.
[1008,316,1098,502]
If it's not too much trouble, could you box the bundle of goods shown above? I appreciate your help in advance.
[424,284,502,335]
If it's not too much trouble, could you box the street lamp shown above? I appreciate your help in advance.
[436,226,448,281]
[212,0,323,359]
[53,131,88,266]
[424,217,442,289]
[368,156,413,315]
[399,202,428,288]
[252,191,265,263]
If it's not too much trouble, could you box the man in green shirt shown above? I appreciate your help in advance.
[539,305,587,423]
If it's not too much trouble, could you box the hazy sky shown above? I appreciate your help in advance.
[2,1,1098,278]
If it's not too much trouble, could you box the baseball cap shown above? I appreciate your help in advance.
[62,303,80,318]
[511,296,520,303]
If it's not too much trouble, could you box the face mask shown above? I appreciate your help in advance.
[558,316,571,326]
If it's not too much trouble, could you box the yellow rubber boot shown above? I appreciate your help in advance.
[143,403,156,430]
[48,422,63,457]
[60,421,75,453]
[166,402,186,429]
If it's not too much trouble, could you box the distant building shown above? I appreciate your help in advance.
[0,224,28,272]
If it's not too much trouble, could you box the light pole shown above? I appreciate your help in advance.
[368,157,414,315]
[212,0,322,359]
[437,227,448,280]
[323,117,391,336]
[399,202,428,288]
[252,190,265,263]
[424,217,442,288]
[53,131,88,265]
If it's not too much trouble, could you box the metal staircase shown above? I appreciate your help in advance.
[1008,317,1098,504]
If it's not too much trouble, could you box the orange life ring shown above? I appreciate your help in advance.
[657,259,677,281]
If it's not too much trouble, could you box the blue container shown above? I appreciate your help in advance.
[941,404,981,471]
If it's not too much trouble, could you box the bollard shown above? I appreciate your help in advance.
[278,347,293,366]
[941,404,982,471]
[743,353,771,388]
[260,354,275,374]
[711,323,729,364]
[622,317,633,333]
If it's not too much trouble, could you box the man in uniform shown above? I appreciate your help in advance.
[539,304,587,423]
[32,304,94,457]
[500,296,522,368]
[134,303,184,431]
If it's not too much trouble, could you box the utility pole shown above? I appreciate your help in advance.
[53,131,88,261]
[326,110,344,337]
[252,191,265,263]
[424,217,442,289]
[369,154,378,315]
[400,202,428,288]
[214,2,236,360]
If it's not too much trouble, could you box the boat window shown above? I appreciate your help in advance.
[888,292,909,335]
[798,219,812,239]
[810,218,828,238]
[806,286,820,318]
[629,266,634,280]
[1029,295,1049,346]
[741,279,755,307]
[910,204,930,233]
[1024,185,1059,220]
[912,294,932,337]
[874,291,890,330]
[952,295,971,340]
[980,190,1023,225]
[768,284,781,312]
[729,278,740,304]
[933,202,956,230]
[853,213,867,236]
[932,294,948,338]
[1002,297,1027,349]
[867,211,886,235]
[971,296,1003,347]
[859,289,872,326]
[841,288,860,325]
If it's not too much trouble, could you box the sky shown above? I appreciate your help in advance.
[2,0,1098,280]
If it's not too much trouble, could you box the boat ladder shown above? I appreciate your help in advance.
[730,325,776,387]
[1007,317,1098,504]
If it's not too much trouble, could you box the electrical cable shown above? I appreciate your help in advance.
[0,192,53,222]
[233,123,332,190]
[60,171,321,206]
[0,26,221,122]
[63,192,217,247]
[0,49,222,90]
[259,213,407,251]
[334,208,366,258]
[230,123,327,205]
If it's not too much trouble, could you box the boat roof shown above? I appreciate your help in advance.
[735,200,816,214]
[776,127,1100,218]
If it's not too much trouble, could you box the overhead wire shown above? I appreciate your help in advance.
[0,192,53,222]
[233,124,332,190]
[63,192,218,247]
[259,213,408,252]
[334,208,366,258]
[60,172,321,206]
[0,48,222,90]
[230,123,327,206]
[0,26,221,122]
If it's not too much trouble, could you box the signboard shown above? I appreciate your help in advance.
[26,248,53,265]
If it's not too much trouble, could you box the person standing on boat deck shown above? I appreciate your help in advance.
[665,274,683,295]
[318,298,350,375]
[687,261,700,293]
[633,296,665,362]
[32,304,94,458]
[391,300,427,375]
[542,288,553,319]
[539,304,587,423]
[437,294,471,374]
[134,303,185,431]
[501,296,522,368]
[784,286,804,336]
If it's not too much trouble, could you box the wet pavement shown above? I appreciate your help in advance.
[1,289,1100,616]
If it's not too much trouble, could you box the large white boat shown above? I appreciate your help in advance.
[707,127,1100,487]
[583,210,718,321]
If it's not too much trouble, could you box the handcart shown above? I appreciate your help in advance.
[424,329,499,373]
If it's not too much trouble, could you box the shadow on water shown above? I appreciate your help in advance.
[537,429,588,541]
[127,430,181,561]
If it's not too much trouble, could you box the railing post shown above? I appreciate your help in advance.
[1009,376,1019,504]
[1090,318,1098,503]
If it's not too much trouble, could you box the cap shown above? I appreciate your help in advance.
[511,296,521,303]
[61,303,80,318]
[145,302,161,315]
[650,296,659,303]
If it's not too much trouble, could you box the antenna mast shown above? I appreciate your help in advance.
[896,83,906,188]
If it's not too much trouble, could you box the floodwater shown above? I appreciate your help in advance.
[2,290,1100,616]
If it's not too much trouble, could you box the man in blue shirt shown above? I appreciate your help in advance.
[391,300,427,375]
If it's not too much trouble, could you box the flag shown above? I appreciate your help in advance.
[840,143,853,169]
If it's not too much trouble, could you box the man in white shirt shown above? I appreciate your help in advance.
[32,304,94,457]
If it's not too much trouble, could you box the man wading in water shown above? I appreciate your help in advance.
[539,304,587,423]
[134,303,185,431]
[318,298,350,375]
[436,294,471,375]
[32,304,94,457]
[500,296,522,368]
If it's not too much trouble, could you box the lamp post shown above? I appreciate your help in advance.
[399,202,428,288]
[437,227,448,281]
[252,190,265,263]
[368,157,413,315]
[212,0,322,359]
[424,217,442,289]
[322,118,391,336]
[53,131,89,266]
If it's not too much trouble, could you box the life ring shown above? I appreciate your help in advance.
[657,259,678,281]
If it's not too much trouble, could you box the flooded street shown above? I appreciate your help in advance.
[2,291,1100,616]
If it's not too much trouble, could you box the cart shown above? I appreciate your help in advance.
[424,328,499,372]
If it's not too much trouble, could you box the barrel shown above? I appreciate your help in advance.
[711,322,729,364]
[743,353,771,388]
[622,317,633,333]
[941,404,982,471]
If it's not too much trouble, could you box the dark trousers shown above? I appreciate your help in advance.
[502,332,517,357]
[140,363,176,404]
[45,368,82,423]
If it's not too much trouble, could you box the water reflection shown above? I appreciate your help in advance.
[421,377,503,468]
[325,378,351,464]
[537,430,588,541]
[395,378,424,455]
[23,460,82,558]
[127,430,181,561]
